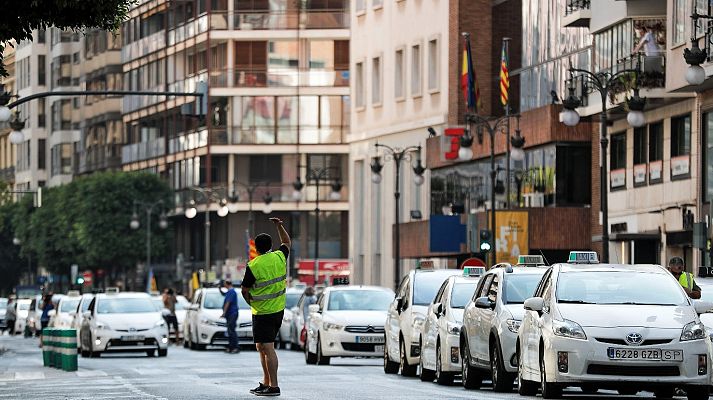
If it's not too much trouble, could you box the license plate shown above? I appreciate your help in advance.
[375,345,384,353]
[356,336,384,344]
[121,335,144,341]
[607,347,683,362]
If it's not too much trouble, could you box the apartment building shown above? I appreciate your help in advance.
[120,0,350,280]
[0,44,16,187]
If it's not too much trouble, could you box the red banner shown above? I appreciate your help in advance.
[296,260,350,286]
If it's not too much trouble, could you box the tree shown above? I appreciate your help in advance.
[0,0,136,77]
[0,183,23,295]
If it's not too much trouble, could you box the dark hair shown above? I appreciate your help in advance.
[224,280,232,286]
[669,256,684,267]
[255,233,273,254]
[167,288,174,295]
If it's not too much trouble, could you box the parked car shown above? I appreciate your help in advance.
[0,297,7,333]
[70,294,95,349]
[49,293,82,328]
[183,287,252,350]
[14,299,31,335]
[278,287,303,349]
[25,295,42,337]
[290,288,322,350]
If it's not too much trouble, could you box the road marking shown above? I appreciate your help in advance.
[13,372,44,380]
[76,370,109,377]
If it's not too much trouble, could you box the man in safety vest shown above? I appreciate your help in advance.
[668,256,701,299]
[241,217,290,397]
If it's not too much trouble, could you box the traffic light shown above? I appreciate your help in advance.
[479,230,493,253]
[76,277,85,285]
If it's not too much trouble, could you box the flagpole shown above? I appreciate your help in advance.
[502,38,512,209]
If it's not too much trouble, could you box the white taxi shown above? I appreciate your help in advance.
[461,256,548,392]
[384,268,462,376]
[13,299,31,335]
[79,292,168,357]
[70,294,94,349]
[517,251,712,399]
[305,285,394,365]
[183,287,252,350]
[49,292,82,328]
[420,269,482,384]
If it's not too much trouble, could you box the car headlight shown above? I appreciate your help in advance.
[323,322,343,331]
[447,322,461,335]
[506,319,521,334]
[681,321,707,341]
[412,314,426,331]
[200,318,220,326]
[96,322,111,330]
[552,319,586,340]
[155,320,166,328]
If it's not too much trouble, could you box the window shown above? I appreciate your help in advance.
[487,275,500,303]
[37,29,45,43]
[355,62,364,108]
[610,133,626,189]
[37,139,46,170]
[37,98,46,128]
[649,121,664,183]
[371,56,381,105]
[673,0,687,45]
[37,55,45,86]
[671,114,691,178]
[411,44,421,96]
[51,100,72,131]
[249,155,282,183]
[373,0,383,8]
[428,38,438,91]
[51,143,73,176]
[395,49,404,99]
[633,127,647,165]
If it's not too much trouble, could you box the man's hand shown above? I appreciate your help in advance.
[269,217,283,225]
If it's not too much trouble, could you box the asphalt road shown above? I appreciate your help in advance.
[0,334,694,399]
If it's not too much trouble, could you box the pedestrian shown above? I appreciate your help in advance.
[162,288,179,343]
[5,296,16,336]
[39,294,54,347]
[301,286,317,343]
[633,25,660,57]
[668,256,701,299]
[222,280,240,354]
[241,217,290,397]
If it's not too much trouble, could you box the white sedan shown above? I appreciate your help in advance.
[518,255,712,399]
[183,288,252,350]
[49,295,82,328]
[305,285,394,365]
[79,292,168,357]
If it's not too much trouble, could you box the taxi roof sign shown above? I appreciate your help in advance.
[463,266,486,277]
[418,260,435,270]
[567,251,599,264]
[517,255,545,266]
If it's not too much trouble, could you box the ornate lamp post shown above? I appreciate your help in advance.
[130,200,168,286]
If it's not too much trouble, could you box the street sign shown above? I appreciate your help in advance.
[460,257,486,269]
[82,270,93,285]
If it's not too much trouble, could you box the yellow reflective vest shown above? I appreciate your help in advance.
[679,272,695,290]
[248,250,287,315]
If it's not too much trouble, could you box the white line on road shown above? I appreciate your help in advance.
[13,371,44,380]
[75,370,109,377]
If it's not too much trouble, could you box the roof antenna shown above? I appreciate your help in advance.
[538,250,551,266]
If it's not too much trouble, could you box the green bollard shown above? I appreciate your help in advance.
[47,328,55,368]
[42,328,50,367]
[59,329,78,372]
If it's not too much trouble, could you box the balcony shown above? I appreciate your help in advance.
[122,138,166,164]
[562,0,591,28]
[168,14,209,46]
[0,166,15,183]
[121,31,166,62]
[75,144,123,174]
[209,68,349,88]
[168,130,208,154]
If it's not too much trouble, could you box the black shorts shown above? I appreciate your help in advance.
[252,310,284,344]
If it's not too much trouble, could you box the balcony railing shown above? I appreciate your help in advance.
[122,85,167,113]
[168,130,208,154]
[565,0,590,16]
[122,138,166,164]
[209,68,349,88]
[168,14,209,46]
[122,30,166,62]
[75,144,123,174]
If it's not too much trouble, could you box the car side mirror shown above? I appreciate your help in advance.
[396,297,404,314]
[189,304,199,311]
[693,300,713,315]
[524,297,545,312]
[308,304,321,314]
[435,303,444,317]
[474,296,495,310]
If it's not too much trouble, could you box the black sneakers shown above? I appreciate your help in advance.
[249,383,267,394]
[255,386,280,397]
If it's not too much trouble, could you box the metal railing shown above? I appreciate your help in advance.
[565,0,590,16]
[209,68,349,88]
[122,138,166,164]
[75,144,123,174]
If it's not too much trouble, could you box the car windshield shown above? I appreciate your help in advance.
[97,298,157,314]
[413,271,459,305]
[18,302,30,310]
[327,290,393,311]
[60,299,80,313]
[204,292,250,310]
[0,299,6,307]
[556,271,688,305]
[450,283,478,308]
[286,293,300,309]
[80,299,92,312]
[504,274,546,304]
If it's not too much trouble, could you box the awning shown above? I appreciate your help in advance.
[610,231,661,242]
[666,230,693,247]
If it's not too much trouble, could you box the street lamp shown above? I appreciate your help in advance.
[683,10,713,85]
[8,113,26,145]
[130,200,168,285]
[292,166,343,285]
[370,143,425,289]
[558,63,645,263]
[228,181,273,237]
[183,187,230,271]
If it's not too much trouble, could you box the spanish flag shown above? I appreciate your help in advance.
[499,39,510,108]
[461,33,482,112]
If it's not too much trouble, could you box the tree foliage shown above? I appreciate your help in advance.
[11,172,172,279]
[0,182,23,295]
[0,0,136,76]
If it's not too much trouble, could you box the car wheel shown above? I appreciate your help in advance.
[491,339,515,392]
[305,334,317,364]
[461,340,482,390]
[316,334,330,365]
[517,345,538,396]
[539,352,562,399]
[419,341,435,382]
[146,350,156,357]
[435,342,453,385]
[399,339,418,377]
[383,337,399,374]
[653,387,675,399]
[685,385,710,400]
[158,349,167,357]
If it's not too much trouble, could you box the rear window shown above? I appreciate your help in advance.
[413,271,459,305]
[60,299,80,313]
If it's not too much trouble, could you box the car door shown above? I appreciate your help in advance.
[81,298,96,348]
[469,273,494,365]
[308,293,327,353]
[522,269,552,375]
[464,274,489,352]
[424,280,448,369]
[387,275,409,360]
[477,273,500,364]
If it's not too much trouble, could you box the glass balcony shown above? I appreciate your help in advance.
[167,130,208,154]
[209,68,349,88]
[121,138,166,164]
[75,144,123,174]
[563,0,591,28]
[121,31,166,62]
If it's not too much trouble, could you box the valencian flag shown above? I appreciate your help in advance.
[499,39,510,108]
[245,229,258,261]
[461,33,482,112]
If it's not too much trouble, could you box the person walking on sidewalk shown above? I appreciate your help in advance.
[242,217,290,397]
[222,280,240,353]
[5,296,16,336]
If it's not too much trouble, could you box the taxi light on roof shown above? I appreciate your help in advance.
[67,290,80,297]
[517,255,545,266]
[105,287,120,294]
[567,251,599,264]
[418,260,435,270]
[463,266,486,277]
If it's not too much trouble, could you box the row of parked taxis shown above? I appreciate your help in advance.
[377,251,713,400]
